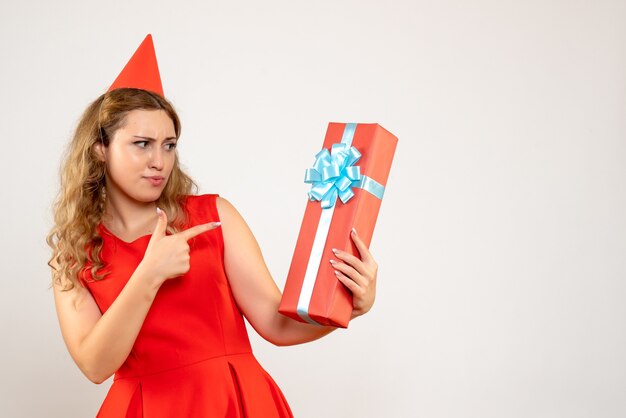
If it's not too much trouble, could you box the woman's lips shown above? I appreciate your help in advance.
[144,176,165,186]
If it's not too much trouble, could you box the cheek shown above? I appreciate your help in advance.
[106,148,144,175]
[165,153,177,171]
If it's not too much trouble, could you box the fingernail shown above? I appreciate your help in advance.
[332,248,339,254]
[213,222,221,227]
[352,227,357,235]
[329,259,336,264]
[334,270,340,276]
[156,207,162,215]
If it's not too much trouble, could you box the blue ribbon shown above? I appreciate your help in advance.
[304,124,385,208]
[304,145,362,208]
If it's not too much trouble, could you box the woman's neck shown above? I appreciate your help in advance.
[102,187,158,237]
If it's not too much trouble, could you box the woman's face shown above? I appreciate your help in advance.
[101,109,177,204]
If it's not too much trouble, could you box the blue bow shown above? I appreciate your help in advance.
[304,143,362,209]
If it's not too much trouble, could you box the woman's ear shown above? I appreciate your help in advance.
[93,142,106,162]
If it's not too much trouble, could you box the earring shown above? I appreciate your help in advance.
[99,186,107,213]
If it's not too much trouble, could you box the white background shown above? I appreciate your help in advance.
[1,1,626,417]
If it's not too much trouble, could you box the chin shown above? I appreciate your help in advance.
[133,189,165,203]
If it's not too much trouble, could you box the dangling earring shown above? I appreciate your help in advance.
[99,186,107,214]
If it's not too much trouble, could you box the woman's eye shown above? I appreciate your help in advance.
[166,142,177,150]
[134,141,149,148]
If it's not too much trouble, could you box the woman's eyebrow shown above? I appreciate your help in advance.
[132,135,177,141]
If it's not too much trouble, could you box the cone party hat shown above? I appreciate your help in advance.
[107,34,164,97]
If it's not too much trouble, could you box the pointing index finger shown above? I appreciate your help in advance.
[180,221,221,241]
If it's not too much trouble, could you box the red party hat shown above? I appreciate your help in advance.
[107,34,164,97]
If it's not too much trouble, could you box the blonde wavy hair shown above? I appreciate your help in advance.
[47,88,197,291]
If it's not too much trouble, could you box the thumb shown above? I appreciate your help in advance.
[147,207,167,251]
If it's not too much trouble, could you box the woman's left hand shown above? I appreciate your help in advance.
[329,228,378,319]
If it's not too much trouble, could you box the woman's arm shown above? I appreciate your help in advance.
[53,210,218,383]
[52,264,161,384]
[216,196,378,346]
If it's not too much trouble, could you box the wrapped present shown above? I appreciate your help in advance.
[279,122,398,328]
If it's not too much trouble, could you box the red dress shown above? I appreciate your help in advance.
[81,194,293,417]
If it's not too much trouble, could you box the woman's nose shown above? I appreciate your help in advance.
[149,148,164,170]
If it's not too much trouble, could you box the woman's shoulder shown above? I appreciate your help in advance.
[182,193,218,215]
[184,193,238,209]
[183,193,220,206]
[184,194,245,224]
[183,193,235,223]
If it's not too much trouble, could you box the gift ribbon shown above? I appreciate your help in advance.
[296,123,386,325]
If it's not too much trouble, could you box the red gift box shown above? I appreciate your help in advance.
[279,122,398,328]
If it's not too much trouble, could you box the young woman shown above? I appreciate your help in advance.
[48,37,378,417]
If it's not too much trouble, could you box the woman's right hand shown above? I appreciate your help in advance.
[139,207,220,285]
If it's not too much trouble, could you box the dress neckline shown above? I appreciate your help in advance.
[98,223,153,245]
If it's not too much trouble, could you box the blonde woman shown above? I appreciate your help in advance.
[48,36,378,417]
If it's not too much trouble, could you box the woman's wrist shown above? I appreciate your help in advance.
[132,263,164,296]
